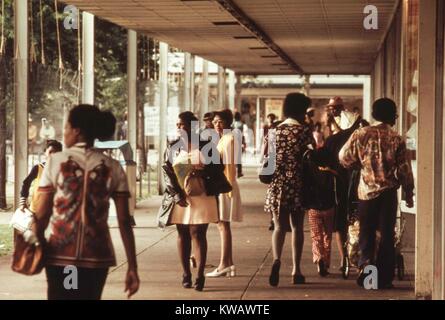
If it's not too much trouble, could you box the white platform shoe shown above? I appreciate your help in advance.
[206,265,236,278]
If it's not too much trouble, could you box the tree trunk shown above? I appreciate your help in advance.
[0,55,8,209]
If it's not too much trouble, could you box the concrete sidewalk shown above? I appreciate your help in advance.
[0,168,415,300]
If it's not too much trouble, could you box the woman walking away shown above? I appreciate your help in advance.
[265,93,314,286]
[33,105,139,300]
[302,148,337,277]
[158,111,230,291]
[206,109,243,278]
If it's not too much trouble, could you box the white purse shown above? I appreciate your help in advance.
[9,208,39,245]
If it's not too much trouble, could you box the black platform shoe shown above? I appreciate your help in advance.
[356,268,366,287]
[194,277,205,291]
[269,260,281,287]
[292,274,306,284]
[317,260,329,277]
[182,273,192,289]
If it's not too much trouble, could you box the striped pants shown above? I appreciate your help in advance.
[308,208,335,267]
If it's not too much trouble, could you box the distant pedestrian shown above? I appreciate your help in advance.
[262,113,278,159]
[302,148,337,277]
[261,116,282,232]
[323,101,368,274]
[19,140,62,213]
[39,118,56,141]
[313,122,324,149]
[203,112,215,130]
[232,112,245,178]
[305,107,316,129]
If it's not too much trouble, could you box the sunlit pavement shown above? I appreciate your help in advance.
[0,168,414,300]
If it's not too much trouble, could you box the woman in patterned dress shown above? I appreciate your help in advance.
[265,93,315,286]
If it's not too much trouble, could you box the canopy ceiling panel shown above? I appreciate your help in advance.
[63,0,399,75]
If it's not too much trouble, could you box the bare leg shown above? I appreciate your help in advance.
[189,224,208,278]
[176,225,192,277]
[335,231,347,267]
[217,221,233,270]
[271,215,286,260]
[290,212,305,276]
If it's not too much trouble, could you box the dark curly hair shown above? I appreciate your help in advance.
[68,105,116,146]
[214,109,234,129]
[45,140,63,152]
[283,93,311,121]
[372,98,397,125]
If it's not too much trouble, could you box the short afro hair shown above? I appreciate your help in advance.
[178,111,199,131]
[283,93,311,120]
[214,109,234,129]
[372,98,397,123]
[45,140,63,152]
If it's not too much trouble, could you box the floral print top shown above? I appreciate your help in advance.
[38,143,130,268]
[264,119,315,216]
[339,123,414,200]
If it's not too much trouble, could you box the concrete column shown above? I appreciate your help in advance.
[218,66,225,109]
[362,76,372,123]
[82,12,94,104]
[433,0,445,300]
[184,53,192,111]
[371,51,384,102]
[14,0,28,208]
[255,96,261,155]
[201,59,209,119]
[127,30,137,155]
[441,5,445,301]
[190,55,195,112]
[235,75,242,112]
[158,42,168,195]
[416,0,437,299]
[127,30,137,213]
[223,68,227,108]
[228,70,236,111]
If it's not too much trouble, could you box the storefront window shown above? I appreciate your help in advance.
[193,56,204,117]
[167,47,184,141]
[401,0,418,202]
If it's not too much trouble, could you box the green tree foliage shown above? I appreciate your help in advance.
[0,0,129,207]
[95,17,127,121]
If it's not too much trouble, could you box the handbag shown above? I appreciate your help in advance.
[157,193,175,229]
[10,208,45,275]
[212,170,232,194]
[184,169,206,196]
[259,157,274,184]
[11,230,45,276]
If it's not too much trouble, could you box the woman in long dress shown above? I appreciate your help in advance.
[206,109,242,278]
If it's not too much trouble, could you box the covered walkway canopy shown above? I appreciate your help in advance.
[10,0,445,300]
[65,0,398,75]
